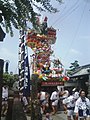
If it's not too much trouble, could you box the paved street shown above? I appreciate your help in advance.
[44,111,67,120]
[1,111,67,120]
[26,111,67,120]
[49,111,67,120]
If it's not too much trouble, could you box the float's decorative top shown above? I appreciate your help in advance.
[26,16,56,49]
[26,16,69,82]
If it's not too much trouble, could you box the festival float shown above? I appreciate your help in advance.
[26,16,69,87]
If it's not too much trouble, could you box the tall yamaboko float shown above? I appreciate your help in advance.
[26,16,69,87]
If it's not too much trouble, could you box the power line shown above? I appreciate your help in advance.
[52,0,79,26]
[51,0,70,25]
[63,0,88,61]
[58,4,79,24]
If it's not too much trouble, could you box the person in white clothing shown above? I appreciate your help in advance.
[72,88,79,100]
[62,88,79,120]
[2,85,8,100]
[39,91,49,113]
[63,92,76,120]
[50,89,59,114]
[22,96,29,112]
[60,90,69,100]
[74,90,90,120]
[59,89,69,111]
[1,85,8,116]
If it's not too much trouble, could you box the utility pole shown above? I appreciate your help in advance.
[0,59,4,120]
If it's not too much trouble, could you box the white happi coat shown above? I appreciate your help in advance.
[74,97,90,118]
[50,91,59,106]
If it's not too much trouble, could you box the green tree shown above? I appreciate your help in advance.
[0,0,62,36]
[3,73,18,88]
[66,60,80,76]
[69,60,79,71]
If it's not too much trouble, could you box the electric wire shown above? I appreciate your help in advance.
[62,0,88,61]
[51,0,70,25]
[58,4,79,24]
[50,0,80,62]
[52,0,79,26]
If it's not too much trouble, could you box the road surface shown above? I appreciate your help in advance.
[1,111,67,120]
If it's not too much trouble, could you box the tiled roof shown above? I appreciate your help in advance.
[69,64,90,77]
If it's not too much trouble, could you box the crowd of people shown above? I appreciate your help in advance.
[38,88,90,120]
[62,89,90,120]
[1,84,30,117]
[1,84,90,120]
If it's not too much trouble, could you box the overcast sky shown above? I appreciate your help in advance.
[0,0,90,74]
